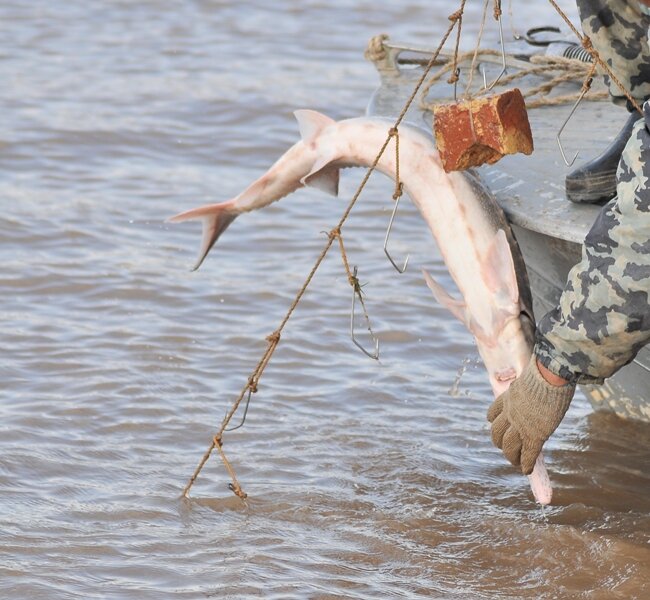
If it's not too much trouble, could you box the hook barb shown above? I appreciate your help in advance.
[225,386,253,431]
[350,266,380,360]
[556,79,592,167]
[483,11,507,91]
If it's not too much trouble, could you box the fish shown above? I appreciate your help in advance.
[168,109,553,504]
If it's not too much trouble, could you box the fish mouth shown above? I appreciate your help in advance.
[495,368,517,382]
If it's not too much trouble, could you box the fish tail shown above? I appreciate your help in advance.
[167,200,238,271]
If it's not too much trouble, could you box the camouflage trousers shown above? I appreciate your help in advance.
[576,0,650,107]
[535,106,650,384]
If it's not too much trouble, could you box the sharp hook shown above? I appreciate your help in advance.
[383,193,410,274]
[556,79,591,167]
[350,266,380,360]
[483,10,507,91]
[225,386,253,431]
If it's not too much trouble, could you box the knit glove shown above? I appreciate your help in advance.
[487,355,575,474]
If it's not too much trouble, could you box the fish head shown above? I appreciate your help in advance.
[472,227,537,396]
[474,305,536,397]
[424,226,537,398]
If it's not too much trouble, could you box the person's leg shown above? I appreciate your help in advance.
[566,0,650,203]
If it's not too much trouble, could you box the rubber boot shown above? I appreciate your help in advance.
[565,111,642,204]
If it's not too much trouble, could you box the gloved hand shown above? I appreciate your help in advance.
[487,355,576,474]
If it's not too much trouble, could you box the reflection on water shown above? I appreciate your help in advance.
[1,1,648,598]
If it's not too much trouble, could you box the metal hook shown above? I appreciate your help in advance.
[483,8,507,91]
[225,386,254,431]
[556,78,592,167]
[383,192,410,274]
[350,266,379,360]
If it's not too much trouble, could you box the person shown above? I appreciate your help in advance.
[487,0,650,474]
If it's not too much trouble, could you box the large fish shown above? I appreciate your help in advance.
[169,110,553,504]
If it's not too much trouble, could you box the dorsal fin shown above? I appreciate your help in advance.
[294,109,335,144]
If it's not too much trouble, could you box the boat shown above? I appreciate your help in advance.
[365,36,650,422]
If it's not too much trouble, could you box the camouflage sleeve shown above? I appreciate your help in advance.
[535,109,650,384]
[576,0,650,107]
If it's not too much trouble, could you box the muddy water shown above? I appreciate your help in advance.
[1,1,649,598]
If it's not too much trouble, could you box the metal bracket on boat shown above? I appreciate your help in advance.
[524,26,563,47]
[350,266,380,360]
[556,76,593,166]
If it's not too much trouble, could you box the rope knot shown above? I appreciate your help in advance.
[448,10,462,22]
[581,36,593,52]
[493,0,502,20]
[392,182,404,200]
[247,376,258,394]
[388,127,398,137]
[328,227,341,241]
[447,71,459,84]
[579,62,597,93]
[364,34,389,62]
[213,434,223,447]
[228,482,248,499]
[266,330,281,345]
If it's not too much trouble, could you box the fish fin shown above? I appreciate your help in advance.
[483,229,519,306]
[167,201,238,271]
[303,165,339,196]
[422,269,468,325]
[294,109,336,144]
[299,151,340,193]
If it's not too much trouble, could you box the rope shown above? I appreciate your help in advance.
[419,0,642,115]
[182,0,469,500]
[447,7,464,88]
[388,127,403,201]
[419,51,608,113]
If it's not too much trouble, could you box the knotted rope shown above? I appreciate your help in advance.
[182,0,469,500]
[419,50,608,113]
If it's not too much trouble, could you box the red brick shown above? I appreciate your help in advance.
[433,88,534,172]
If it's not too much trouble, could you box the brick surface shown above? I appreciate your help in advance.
[433,88,534,172]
